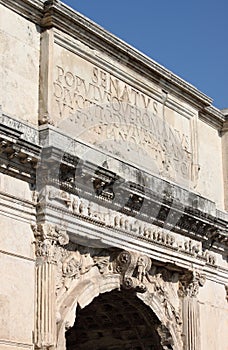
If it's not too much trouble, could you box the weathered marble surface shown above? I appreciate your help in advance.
[0,4,40,125]
[0,1,227,350]
[221,109,228,211]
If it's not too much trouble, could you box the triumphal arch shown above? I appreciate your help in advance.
[0,1,228,349]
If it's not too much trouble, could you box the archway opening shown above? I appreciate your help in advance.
[66,289,164,350]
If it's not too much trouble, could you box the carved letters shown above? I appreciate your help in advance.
[53,65,158,120]
[53,64,192,181]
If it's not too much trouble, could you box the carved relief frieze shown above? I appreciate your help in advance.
[54,245,115,302]
[38,188,217,265]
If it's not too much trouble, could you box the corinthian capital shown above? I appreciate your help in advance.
[32,223,69,262]
[179,270,206,298]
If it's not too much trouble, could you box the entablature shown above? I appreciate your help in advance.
[37,126,228,259]
[0,0,44,24]
[0,113,41,183]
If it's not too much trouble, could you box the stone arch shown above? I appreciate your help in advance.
[66,289,164,350]
[56,271,182,350]
[138,292,182,349]
[56,274,121,350]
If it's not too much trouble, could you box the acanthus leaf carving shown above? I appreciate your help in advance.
[179,270,206,298]
[32,223,69,263]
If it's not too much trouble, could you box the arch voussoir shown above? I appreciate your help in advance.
[55,247,185,350]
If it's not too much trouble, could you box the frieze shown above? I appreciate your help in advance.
[38,188,217,265]
[37,129,228,251]
[0,114,39,144]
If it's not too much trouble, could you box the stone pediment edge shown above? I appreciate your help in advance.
[42,1,213,106]
[0,0,44,23]
[1,0,225,126]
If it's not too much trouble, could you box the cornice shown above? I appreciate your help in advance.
[0,190,36,223]
[0,0,44,24]
[0,113,41,183]
[0,1,225,127]
[42,2,211,104]
[199,106,225,130]
[37,126,228,251]
[40,1,225,127]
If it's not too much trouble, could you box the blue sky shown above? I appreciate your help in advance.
[63,0,228,110]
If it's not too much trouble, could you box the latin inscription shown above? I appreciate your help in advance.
[53,65,192,182]
[54,66,158,116]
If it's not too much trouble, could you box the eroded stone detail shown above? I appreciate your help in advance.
[33,223,70,350]
[179,270,206,298]
[115,250,152,292]
[225,285,228,302]
[33,227,206,350]
[38,188,217,265]
[32,223,69,262]
[157,324,175,350]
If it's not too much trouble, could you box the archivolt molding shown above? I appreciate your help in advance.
[33,226,207,350]
[56,247,184,350]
